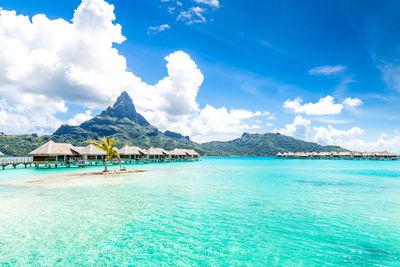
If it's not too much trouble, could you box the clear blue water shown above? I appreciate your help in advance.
[1,157,400,265]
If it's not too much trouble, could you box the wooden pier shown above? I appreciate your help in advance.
[0,157,33,169]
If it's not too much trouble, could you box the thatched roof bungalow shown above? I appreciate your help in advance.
[338,151,352,158]
[374,151,397,159]
[318,152,332,158]
[170,148,188,159]
[185,149,200,158]
[146,147,169,159]
[118,145,146,159]
[362,152,375,159]
[28,141,78,163]
[73,144,106,161]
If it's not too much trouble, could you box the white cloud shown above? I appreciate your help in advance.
[188,105,266,142]
[344,97,363,107]
[177,7,206,24]
[283,96,343,116]
[312,126,400,153]
[274,116,311,140]
[309,65,346,76]
[147,24,171,34]
[0,0,268,142]
[193,0,220,8]
[67,110,93,126]
[313,125,365,147]
[275,116,400,153]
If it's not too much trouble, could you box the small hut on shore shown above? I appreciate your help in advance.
[0,151,4,157]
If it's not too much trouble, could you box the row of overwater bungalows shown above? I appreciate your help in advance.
[276,151,398,160]
[28,141,200,168]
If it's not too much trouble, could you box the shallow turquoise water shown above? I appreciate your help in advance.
[1,158,400,265]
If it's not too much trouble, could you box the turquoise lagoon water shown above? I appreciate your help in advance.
[1,157,400,265]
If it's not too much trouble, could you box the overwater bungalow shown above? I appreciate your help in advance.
[277,150,398,160]
[297,152,308,159]
[338,151,352,159]
[28,141,80,168]
[145,147,170,162]
[118,145,146,162]
[73,144,106,165]
[362,152,375,160]
[319,152,332,159]
[374,151,397,160]
[169,148,188,160]
[185,149,200,160]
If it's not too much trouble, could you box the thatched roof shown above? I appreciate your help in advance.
[170,148,188,156]
[28,141,77,156]
[276,152,282,156]
[374,151,392,156]
[118,145,145,155]
[318,152,332,157]
[362,152,375,156]
[338,151,352,156]
[0,151,4,157]
[73,144,107,155]
[146,147,168,156]
[185,149,199,156]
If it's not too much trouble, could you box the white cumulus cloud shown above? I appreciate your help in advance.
[67,110,94,126]
[274,116,311,140]
[283,96,343,116]
[275,116,400,153]
[344,97,363,107]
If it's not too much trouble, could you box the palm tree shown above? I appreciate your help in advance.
[90,136,122,172]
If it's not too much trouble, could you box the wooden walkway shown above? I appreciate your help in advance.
[0,158,33,169]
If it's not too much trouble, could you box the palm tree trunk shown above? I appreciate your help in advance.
[104,156,108,172]
[118,156,122,170]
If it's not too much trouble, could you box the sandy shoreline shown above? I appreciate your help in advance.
[0,169,150,186]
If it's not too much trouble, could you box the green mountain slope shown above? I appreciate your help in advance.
[201,132,345,156]
[0,92,346,156]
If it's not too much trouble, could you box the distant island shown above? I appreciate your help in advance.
[0,92,345,157]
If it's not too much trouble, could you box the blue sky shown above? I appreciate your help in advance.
[1,0,400,151]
